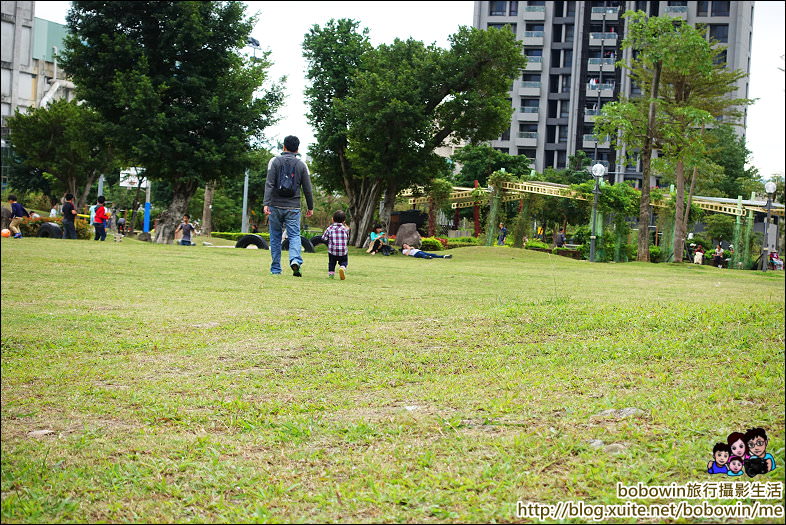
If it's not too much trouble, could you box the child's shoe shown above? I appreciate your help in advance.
[339,266,346,280]
[328,273,335,279]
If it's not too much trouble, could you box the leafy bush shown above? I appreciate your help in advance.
[17,216,91,240]
[211,232,270,241]
[525,239,550,250]
[446,241,479,249]
[649,245,662,263]
[448,236,479,244]
[420,237,444,251]
[570,225,591,245]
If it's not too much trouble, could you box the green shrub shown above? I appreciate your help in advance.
[446,241,479,249]
[446,236,479,249]
[525,239,550,250]
[420,237,444,251]
[649,245,662,263]
[448,236,479,244]
[210,232,270,241]
[17,217,91,240]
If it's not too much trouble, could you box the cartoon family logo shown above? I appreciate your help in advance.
[707,427,777,478]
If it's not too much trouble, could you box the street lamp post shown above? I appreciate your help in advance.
[589,163,606,262]
[760,181,777,271]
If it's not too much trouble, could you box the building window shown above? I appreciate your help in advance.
[509,1,519,16]
[528,1,546,5]
[713,49,727,65]
[500,127,511,141]
[565,25,574,43]
[697,1,709,16]
[558,126,568,143]
[559,101,569,118]
[522,73,540,82]
[556,150,567,168]
[489,23,517,33]
[525,48,543,57]
[565,2,575,16]
[709,24,728,43]
[489,1,507,16]
[561,75,571,93]
[711,1,730,17]
[667,1,687,5]
[517,148,536,161]
[635,1,648,13]
[563,49,573,68]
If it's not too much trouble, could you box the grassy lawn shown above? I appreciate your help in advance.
[1,237,784,523]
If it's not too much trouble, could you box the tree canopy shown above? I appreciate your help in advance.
[304,22,526,245]
[61,1,283,242]
[6,99,118,208]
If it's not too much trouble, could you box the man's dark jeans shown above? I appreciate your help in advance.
[93,222,106,241]
[62,220,77,239]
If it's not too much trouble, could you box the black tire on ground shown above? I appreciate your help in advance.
[281,236,315,253]
[235,234,269,250]
[37,222,62,238]
[309,235,327,247]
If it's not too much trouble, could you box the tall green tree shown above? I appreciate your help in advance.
[596,11,688,261]
[303,19,373,244]
[6,99,118,208]
[647,25,752,262]
[450,143,532,187]
[304,23,526,246]
[61,1,283,243]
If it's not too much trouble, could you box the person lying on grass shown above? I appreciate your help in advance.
[401,243,452,259]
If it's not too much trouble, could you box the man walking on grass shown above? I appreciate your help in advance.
[263,135,313,277]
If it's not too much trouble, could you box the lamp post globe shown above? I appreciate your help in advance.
[764,181,776,195]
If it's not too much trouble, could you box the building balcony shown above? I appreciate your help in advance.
[583,134,610,149]
[516,131,538,147]
[584,108,601,122]
[523,31,545,46]
[524,56,542,71]
[587,57,615,72]
[518,81,541,96]
[664,5,689,19]
[591,7,619,21]
[589,32,619,47]
[586,82,615,98]
[518,107,539,121]
[522,5,545,20]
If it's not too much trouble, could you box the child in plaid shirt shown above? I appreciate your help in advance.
[321,210,349,280]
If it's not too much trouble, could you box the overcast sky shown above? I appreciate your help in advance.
[34,1,785,181]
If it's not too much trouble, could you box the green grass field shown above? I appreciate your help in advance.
[1,237,784,523]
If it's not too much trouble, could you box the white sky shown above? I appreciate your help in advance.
[34,1,785,180]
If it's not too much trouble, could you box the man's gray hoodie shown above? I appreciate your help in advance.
[263,152,313,210]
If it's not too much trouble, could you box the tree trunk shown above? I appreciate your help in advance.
[154,179,198,244]
[673,159,686,263]
[682,165,697,236]
[379,183,398,232]
[347,178,384,247]
[202,180,215,237]
[77,171,98,209]
[427,197,436,237]
[637,60,661,262]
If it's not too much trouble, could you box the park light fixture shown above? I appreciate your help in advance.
[761,181,777,271]
[589,162,606,263]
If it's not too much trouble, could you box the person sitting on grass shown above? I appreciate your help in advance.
[401,243,452,259]
[366,224,389,254]
[770,252,783,271]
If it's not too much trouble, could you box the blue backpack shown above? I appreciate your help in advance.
[276,156,301,198]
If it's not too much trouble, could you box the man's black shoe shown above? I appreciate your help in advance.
[291,263,302,277]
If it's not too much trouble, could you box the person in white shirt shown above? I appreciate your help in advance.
[401,243,452,259]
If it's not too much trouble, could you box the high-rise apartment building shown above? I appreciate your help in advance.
[1,1,74,188]
[474,1,753,187]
